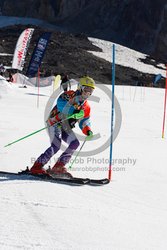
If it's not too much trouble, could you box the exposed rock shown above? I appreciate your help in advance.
[0,25,165,88]
[0,1,167,60]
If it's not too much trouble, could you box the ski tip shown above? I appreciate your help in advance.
[89,178,110,185]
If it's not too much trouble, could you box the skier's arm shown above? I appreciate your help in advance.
[78,102,93,136]
[79,117,92,135]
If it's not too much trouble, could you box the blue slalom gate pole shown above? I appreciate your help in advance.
[108,44,115,181]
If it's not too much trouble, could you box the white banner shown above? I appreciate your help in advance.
[12,28,34,71]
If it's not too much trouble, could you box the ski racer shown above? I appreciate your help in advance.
[30,76,95,177]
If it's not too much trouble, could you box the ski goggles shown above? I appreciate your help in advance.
[81,86,94,96]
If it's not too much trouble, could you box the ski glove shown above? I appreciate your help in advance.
[69,110,84,119]
[86,130,93,140]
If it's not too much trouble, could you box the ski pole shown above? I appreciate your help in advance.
[68,139,86,169]
[4,114,75,148]
[4,126,48,147]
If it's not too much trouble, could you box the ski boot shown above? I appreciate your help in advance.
[30,161,47,175]
[48,161,72,179]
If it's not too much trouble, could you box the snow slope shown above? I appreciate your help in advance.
[0,15,166,78]
[88,37,166,77]
[0,37,167,249]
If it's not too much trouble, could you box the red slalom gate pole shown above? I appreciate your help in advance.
[162,65,167,138]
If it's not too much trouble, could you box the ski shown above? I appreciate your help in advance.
[89,178,110,185]
[0,170,110,186]
[30,174,90,185]
[0,170,89,186]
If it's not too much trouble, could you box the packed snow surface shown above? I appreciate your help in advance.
[0,77,167,249]
[0,25,167,249]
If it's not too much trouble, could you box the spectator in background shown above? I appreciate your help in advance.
[0,63,6,76]
[7,72,14,82]
[60,73,71,91]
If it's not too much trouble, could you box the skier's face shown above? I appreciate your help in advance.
[81,86,94,99]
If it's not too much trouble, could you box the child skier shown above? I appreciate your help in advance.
[30,76,95,177]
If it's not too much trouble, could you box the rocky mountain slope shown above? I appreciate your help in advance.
[1,24,164,87]
[1,0,167,60]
